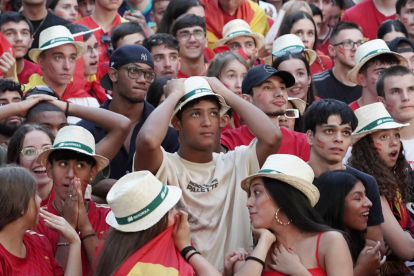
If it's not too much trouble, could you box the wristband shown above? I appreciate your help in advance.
[81,232,97,241]
[57,242,70,246]
[186,251,201,262]
[65,101,69,117]
[245,256,265,269]
[180,246,196,259]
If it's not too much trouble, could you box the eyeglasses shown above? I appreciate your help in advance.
[177,30,205,41]
[101,33,114,58]
[120,66,156,83]
[23,85,60,100]
[21,145,52,161]
[281,109,299,119]
[86,44,102,56]
[332,40,365,50]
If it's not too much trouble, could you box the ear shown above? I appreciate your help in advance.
[356,73,366,87]
[242,94,253,103]
[328,44,336,57]
[46,162,53,179]
[108,67,118,83]
[204,36,208,48]
[306,129,314,146]
[396,14,400,21]
[37,55,45,69]
[89,165,98,182]
[171,116,181,131]
[177,57,181,71]
[220,114,230,128]
[307,74,311,86]
[28,37,34,48]
[377,96,386,104]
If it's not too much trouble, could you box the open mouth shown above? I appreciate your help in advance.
[359,211,369,217]
[389,150,398,158]
[89,61,98,66]
[33,167,46,174]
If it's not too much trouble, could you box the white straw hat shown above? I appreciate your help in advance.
[288,97,306,115]
[106,171,182,232]
[215,19,265,50]
[347,39,408,85]
[29,25,87,63]
[272,34,317,65]
[351,102,409,144]
[241,154,319,207]
[171,77,231,122]
[37,126,109,172]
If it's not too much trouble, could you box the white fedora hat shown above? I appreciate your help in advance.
[347,39,408,85]
[288,97,306,115]
[351,102,409,144]
[106,171,182,232]
[241,154,319,207]
[37,126,109,172]
[171,76,231,122]
[215,19,265,50]
[272,34,317,65]
[29,25,87,63]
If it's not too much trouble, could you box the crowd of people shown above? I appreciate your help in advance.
[1,0,414,275]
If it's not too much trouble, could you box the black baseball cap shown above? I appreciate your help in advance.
[100,44,154,90]
[387,37,414,54]
[242,65,295,95]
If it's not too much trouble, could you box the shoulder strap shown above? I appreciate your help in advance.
[315,232,323,267]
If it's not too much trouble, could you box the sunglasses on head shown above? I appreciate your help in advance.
[23,85,60,100]
[101,33,114,58]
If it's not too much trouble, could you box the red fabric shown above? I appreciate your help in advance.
[177,70,190,79]
[222,111,242,131]
[112,225,194,276]
[310,54,333,75]
[73,34,85,85]
[213,45,250,61]
[0,32,14,77]
[84,80,107,104]
[341,0,396,41]
[204,47,215,63]
[349,100,360,111]
[61,82,94,102]
[40,188,55,207]
[33,200,110,276]
[221,125,310,161]
[18,59,42,85]
[201,0,255,40]
[0,231,64,276]
[317,36,331,57]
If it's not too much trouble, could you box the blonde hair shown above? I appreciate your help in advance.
[281,1,313,17]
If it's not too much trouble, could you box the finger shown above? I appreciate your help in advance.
[379,255,386,265]
[279,244,287,253]
[371,241,381,253]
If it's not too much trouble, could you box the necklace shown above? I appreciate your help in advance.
[32,15,47,38]
[288,232,303,251]
[52,201,63,216]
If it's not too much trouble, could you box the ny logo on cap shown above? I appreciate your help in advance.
[141,53,147,61]
[263,65,276,73]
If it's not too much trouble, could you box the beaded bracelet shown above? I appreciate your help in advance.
[57,242,70,246]
[81,232,97,241]
[180,246,196,259]
[65,101,69,117]
[245,256,265,270]
[186,251,201,262]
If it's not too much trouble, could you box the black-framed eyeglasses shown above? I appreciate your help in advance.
[21,145,52,161]
[23,85,60,100]
[332,40,365,50]
[101,33,114,58]
[86,44,102,56]
[177,30,205,41]
[120,66,156,83]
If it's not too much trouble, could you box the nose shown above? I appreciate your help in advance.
[164,57,171,68]
[188,34,197,42]
[236,77,242,88]
[15,32,23,41]
[63,58,71,69]
[246,194,254,208]
[390,137,400,147]
[364,197,373,208]
[278,115,287,123]
[333,131,344,143]
[66,164,75,179]
[71,7,77,15]
[201,113,212,127]
[401,89,411,101]
[87,3,93,11]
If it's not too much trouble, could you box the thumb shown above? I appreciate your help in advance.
[8,48,13,55]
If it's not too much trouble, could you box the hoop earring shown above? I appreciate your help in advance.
[275,207,292,226]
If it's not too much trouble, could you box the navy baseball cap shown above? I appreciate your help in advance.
[100,45,154,90]
[242,65,295,95]
[387,37,414,54]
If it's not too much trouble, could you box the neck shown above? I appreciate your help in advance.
[179,56,205,77]
[37,181,53,200]
[15,58,25,75]
[22,3,47,21]
[0,221,27,258]
[398,117,414,140]
[318,23,329,39]
[308,152,346,178]
[219,2,238,15]
[177,145,214,163]
[91,7,118,32]
[126,0,149,11]
[358,88,378,107]
[109,93,144,122]
[373,0,396,15]
[271,1,283,12]
[42,76,68,97]
[271,224,302,247]
[332,64,357,86]
[84,75,92,81]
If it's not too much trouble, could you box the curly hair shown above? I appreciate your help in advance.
[349,134,412,202]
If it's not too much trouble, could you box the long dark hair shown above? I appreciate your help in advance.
[314,170,366,263]
[94,214,169,276]
[349,135,412,202]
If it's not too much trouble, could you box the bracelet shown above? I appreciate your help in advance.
[57,242,70,246]
[186,251,201,262]
[65,101,69,117]
[245,256,265,270]
[180,246,196,259]
[81,232,97,241]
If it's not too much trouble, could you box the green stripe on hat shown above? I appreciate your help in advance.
[280,45,304,52]
[358,48,389,63]
[258,169,283,174]
[40,37,74,48]
[174,88,214,110]
[226,30,252,38]
[356,117,395,133]
[116,184,169,225]
[53,141,94,154]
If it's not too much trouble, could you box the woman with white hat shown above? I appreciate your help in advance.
[226,154,353,276]
[94,171,222,276]
[348,103,414,270]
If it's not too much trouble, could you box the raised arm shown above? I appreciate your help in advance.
[134,79,185,174]
[204,77,282,166]
[0,94,56,121]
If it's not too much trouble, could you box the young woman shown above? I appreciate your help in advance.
[314,170,384,276]
[47,0,78,22]
[279,10,333,75]
[349,103,414,273]
[377,20,408,43]
[7,124,55,207]
[0,166,81,275]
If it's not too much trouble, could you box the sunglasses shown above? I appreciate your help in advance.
[281,109,299,119]
[23,85,60,100]
[101,33,114,58]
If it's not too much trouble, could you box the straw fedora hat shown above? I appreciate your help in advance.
[351,102,409,144]
[171,76,231,122]
[106,171,182,232]
[29,25,87,63]
[347,39,408,85]
[272,34,317,66]
[37,126,109,172]
[241,154,320,207]
[288,97,306,115]
[215,19,265,49]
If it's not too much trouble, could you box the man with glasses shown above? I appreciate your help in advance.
[313,22,364,104]
[221,65,311,161]
[78,45,179,182]
[171,14,208,78]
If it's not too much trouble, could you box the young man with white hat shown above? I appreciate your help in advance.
[304,99,385,253]
[347,39,407,111]
[221,64,311,162]
[135,76,282,271]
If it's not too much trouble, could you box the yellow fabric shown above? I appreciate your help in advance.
[127,262,180,276]
[121,17,129,23]
[23,74,46,92]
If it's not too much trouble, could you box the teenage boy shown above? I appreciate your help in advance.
[0,79,22,148]
[111,22,147,49]
[396,0,414,42]
[134,75,282,270]
[314,22,364,104]
[171,14,207,78]
[143,33,180,78]
[376,65,414,167]
[221,65,311,161]
[0,12,42,84]
[305,0,333,56]
[304,99,385,253]
[150,0,170,26]
[347,39,406,111]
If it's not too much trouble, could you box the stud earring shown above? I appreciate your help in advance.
[275,207,292,225]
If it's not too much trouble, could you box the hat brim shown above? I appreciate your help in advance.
[288,97,306,115]
[215,33,265,50]
[29,41,87,64]
[106,185,182,232]
[347,52,409,85]
[268,49,317,66]
[351,122,410,145]
[241,172,319,207]
[100,74,112,91]
[37,147,110,172]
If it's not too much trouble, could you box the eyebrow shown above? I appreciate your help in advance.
[3,28,30,32]
[322,124,352,130]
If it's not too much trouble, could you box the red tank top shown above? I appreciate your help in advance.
[262,232,326,276]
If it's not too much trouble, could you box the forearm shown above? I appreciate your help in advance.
[0,102,24,121]
[79,225,100,268]
[234,237,273,276]
[64,240,82,276]
[55,235,71,270]
[184,251,221,276]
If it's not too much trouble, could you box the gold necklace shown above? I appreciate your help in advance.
[288,232,303,251]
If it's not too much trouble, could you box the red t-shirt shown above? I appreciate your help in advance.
[310,54,333,75]
[33,200,110,276]
[221,125,311,161]
[341,0,396,41]
[40,188,55,207]
[18,59,42,85]
[0,231,64,276]
[177,64,208,78]
[349,100,360,111]
[317,28,331,57]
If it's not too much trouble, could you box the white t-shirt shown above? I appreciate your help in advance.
[402,138,414,169]
[155,140,259,271]
[67,97,100,125]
